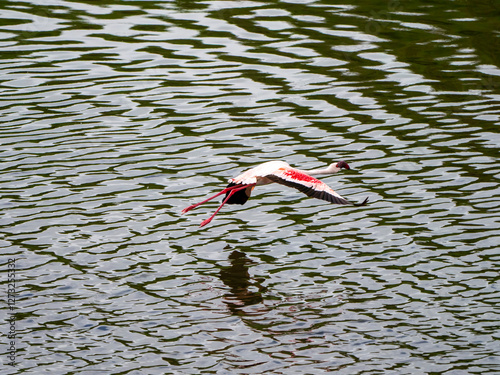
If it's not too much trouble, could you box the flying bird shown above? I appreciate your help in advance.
[182,160,368,227]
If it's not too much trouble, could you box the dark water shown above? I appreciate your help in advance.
[1,0,500,373]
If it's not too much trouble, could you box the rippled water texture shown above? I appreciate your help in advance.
[1,0,500,373]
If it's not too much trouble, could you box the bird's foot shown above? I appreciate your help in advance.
[181,204,197,214]
[199,217,212,227]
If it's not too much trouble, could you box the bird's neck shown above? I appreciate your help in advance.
[303,165,340,176]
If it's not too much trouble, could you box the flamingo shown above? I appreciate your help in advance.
[182,160,368,227]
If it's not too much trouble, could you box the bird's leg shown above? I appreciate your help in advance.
[199,184,253,227]
[181,184,244,214]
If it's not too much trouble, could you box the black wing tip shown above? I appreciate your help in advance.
[353,197,369,206]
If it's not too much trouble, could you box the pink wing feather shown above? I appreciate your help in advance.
[266,167,355,205]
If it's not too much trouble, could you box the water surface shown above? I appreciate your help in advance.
[1,0,500,373]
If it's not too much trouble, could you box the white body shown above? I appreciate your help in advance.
[182,160,367,227]
[230,160,343,186]
[229,160,347,202]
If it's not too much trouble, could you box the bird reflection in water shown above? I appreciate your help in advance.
[219,250,265,315]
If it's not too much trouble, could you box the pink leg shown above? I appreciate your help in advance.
[182,184,244,214]
[199,184,253,227]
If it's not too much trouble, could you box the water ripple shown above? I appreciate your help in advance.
[1,0,500,374]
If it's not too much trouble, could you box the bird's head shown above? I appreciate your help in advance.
[335,161,350,170]
[322,161,350,174]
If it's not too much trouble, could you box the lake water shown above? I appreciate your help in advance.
[1,0,500,374]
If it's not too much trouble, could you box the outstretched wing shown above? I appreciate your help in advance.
[266,167,367,206]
